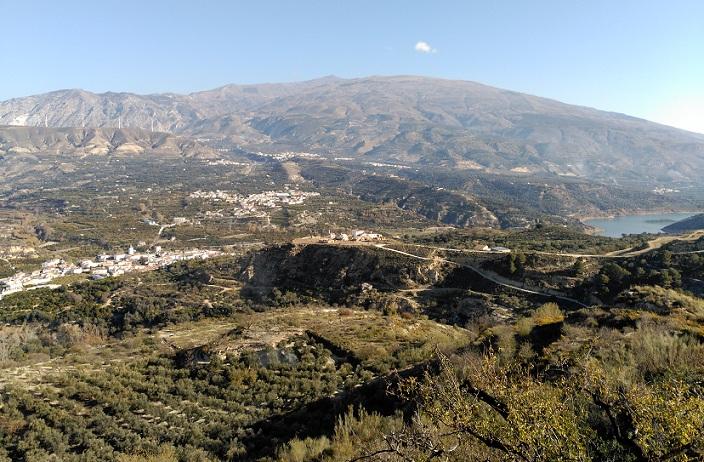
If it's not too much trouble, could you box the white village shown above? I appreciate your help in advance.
[0,247,222,300]
[189,188,320,219]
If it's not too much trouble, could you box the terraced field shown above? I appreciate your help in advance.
[0,308,471,461]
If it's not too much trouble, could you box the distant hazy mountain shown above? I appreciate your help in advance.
[0,126,217,158]
[1,75,703,183]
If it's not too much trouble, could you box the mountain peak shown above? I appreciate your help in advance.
[1,75,703,184]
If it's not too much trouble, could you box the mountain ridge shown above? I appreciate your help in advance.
[1,75,703,183]
[3,75,699,135]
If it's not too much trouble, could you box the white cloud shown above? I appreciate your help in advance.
[414,41,437,54]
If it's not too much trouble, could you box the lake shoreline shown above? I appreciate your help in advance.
[576,208,702,223]
[582,211,701,238]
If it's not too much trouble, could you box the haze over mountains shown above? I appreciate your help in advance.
[1,75,703,184]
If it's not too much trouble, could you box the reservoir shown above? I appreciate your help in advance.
[584,212,698,238]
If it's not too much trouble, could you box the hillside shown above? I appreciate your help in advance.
[298,161,696,227]
[0,125,217,157]
[662,213,704,233]
[1,238,703,460]
[1,76,704,183]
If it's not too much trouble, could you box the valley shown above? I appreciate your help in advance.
[2,214,704,460]
[0,76,703,462]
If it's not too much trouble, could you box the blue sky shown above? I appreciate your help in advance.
[2,0,703,132]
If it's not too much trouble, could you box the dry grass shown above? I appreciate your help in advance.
[630,285,704,320]
[531,303,565,325]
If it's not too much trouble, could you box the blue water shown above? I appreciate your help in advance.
[584,212,699,238]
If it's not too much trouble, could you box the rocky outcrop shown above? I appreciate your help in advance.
[237,244,453,303]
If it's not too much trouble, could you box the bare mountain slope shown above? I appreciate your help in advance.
[0,126,217,157]
[1,76,703,183]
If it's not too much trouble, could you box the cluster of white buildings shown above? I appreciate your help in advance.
[326,230,384,242]
[332,158,409,170]
[190,188,320,220]
[0,247,223,300]
[652,187,680,195]
[189,190,244,203]
[252,151,321,161]
[246,190,320,207]
[206,159,249,167]
[364,161,410,169]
